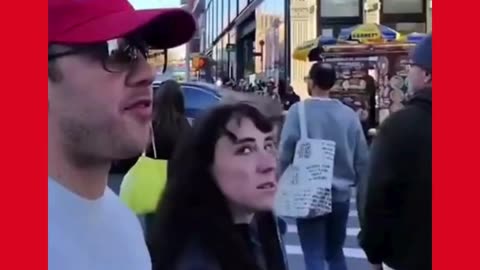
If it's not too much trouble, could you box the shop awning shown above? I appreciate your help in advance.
[292,36,336,62]
[338,23,400,43]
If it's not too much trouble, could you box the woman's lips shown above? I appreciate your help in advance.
[256,182,276,190]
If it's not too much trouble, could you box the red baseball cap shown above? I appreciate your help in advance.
[49,0,197,49]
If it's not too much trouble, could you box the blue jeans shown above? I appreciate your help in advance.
[296,201,350,270]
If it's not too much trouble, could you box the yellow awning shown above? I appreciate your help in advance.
[292,37,322,62]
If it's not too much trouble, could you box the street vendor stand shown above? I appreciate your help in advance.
[292,23,427,129]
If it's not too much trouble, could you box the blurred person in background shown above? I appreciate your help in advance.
[266,80,281,101]
[148,104,287,270]
[279,63,369,270]
[282,85,300,111]
[144,79,192,236]
[358,34,432,270]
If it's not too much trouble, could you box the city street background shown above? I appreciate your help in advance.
[109,174,370,270]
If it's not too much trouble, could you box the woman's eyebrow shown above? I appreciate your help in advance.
[224,129,255,144]
[224,129,273,144]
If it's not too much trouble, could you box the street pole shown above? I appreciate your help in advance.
[185,42,191,81]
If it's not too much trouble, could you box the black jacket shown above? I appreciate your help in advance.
[282,93,300,110]
[358,89,431,270]
[152,213,288,270]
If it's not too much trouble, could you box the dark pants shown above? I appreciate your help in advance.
[296,201,350,270]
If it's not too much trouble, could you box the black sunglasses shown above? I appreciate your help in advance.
[48,38,150,73]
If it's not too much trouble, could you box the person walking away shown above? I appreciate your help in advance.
[279,63,369,270]
[357,34,432,270]
[48,1,196,270]
[144,79,192,237]
[148,104,287,270]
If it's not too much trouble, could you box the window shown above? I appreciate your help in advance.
[384,22,426,33]
[223,0,229,29]
[321,0,360,18]
[210,4,214,43]
[219,0,224,33]
[382,0,423,14]
[212,0,216,39]
[322,28,334,37]
[205,6,209,46]
[239,0,248,13]
[230,0,238,22]
[215,0,220,38]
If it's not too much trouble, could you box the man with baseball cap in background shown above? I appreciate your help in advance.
[358,34,432,270]
[48,0,196,269]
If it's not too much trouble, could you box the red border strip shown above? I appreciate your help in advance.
[435,0,479,269]
[0,0,46,269]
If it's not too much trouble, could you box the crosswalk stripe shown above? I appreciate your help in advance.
[287,225,360,236]
[281,210,358,219]
[285,245,367,259]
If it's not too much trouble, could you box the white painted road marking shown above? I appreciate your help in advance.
[285,245,367,259]
[287,225,360,236]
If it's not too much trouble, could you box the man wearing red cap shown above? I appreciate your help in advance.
[48,0,196,269]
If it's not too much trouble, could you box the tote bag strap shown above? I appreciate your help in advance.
[298,101,308,139]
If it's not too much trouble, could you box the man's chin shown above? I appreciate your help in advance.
[114,141,149,160]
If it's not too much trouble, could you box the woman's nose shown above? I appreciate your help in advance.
[256,152,277,174]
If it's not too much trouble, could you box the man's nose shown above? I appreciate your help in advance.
[127,57,155,87]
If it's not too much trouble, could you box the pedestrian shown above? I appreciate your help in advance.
[282,85,301,110]
[144,79,192,237]
[266,80,281,101]
[279,63,369,270]
[357,34,432,270]
[48,0,195,270]
[148,103,287,270]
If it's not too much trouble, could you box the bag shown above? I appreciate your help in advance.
[119,126,168,215]
[274,101,336,218]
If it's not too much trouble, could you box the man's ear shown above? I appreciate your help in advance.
[424,72,432,84]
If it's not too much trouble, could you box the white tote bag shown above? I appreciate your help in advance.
[274,101,336,218]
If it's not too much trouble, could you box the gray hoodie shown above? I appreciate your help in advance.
[279,98,369,202]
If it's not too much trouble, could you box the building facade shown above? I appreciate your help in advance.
[191,0,290,83]
[290,0,429,96]
[190,0,429,93]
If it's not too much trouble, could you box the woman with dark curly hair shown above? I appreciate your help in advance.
[148,103,287,270]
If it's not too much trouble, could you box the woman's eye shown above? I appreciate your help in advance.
[237,146,252,155]
[265,143,276,152]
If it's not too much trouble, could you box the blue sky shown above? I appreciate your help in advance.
[129,0,181,9]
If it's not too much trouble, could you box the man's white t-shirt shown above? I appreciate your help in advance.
[48,178,151,270]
